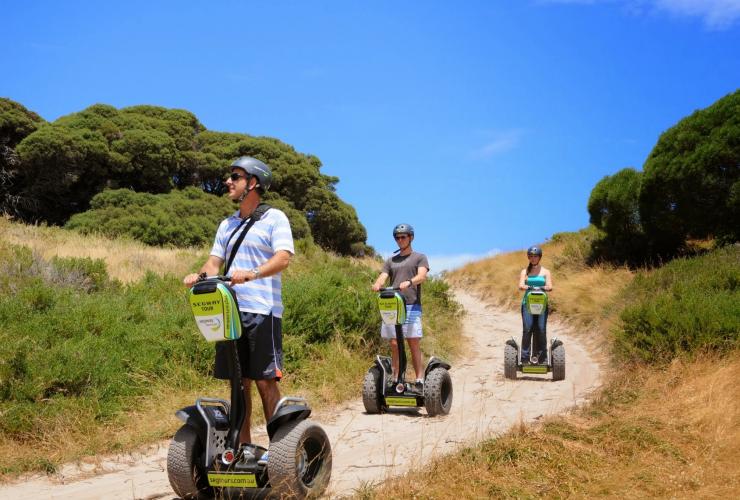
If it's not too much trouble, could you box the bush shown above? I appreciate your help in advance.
[0,242,213,436]
[282,256,379,368]
[66,187,234,247]
[615,245,740,362]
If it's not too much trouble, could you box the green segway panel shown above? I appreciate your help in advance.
[525,290,548,315]
[207,472,257,488]
[378,290,407,326]
[189,281,242,342]
[385,396,418,407]
[522,365,549,374]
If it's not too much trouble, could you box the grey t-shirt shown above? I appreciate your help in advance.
[382,251,430,306]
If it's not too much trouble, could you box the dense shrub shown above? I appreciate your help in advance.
[282,256,379,368]
[587,168,648,265]
[0,243,211,435]
[3,99,370,255]
[615,245,740,362]
[0,239,460,440]
[66,187,313,247]
[640,89,740,255]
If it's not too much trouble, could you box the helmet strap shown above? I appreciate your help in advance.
[237,175,260,202]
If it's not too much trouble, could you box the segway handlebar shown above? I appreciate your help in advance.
[196,274,232,283]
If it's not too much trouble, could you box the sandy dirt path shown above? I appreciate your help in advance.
[0,290,603,499]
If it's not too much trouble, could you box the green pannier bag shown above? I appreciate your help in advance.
[525,290,548,315]
[189,280,242,342]
[378,289,407,326]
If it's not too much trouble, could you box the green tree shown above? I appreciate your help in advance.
[639,89,740,255]
[15,126,110,224]
[0,98,46,216]
[9,100,370,254]
[587,167,647,264]
[304,186,368,255]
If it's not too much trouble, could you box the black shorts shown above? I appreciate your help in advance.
[214,312,283,381]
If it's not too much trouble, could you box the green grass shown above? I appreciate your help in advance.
[0,237,462,475]
[615,245,740,362]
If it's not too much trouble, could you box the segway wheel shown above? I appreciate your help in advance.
[269,419,332,498]
[504,343,518,380]
[552,343,566,381]
[362,367,384,414]
[423,367,453,416]
[167,425,213,500]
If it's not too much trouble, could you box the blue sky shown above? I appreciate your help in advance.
[3,0,739,270]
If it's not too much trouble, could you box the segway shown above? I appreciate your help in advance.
[504,286,565,381]
[362,287,452,416]
[167,276,332,499]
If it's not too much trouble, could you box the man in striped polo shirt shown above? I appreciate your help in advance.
[183,156,294,445]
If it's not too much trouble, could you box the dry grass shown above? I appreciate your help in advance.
[0,217,203,283]
[447,240,633,332]
[361,237,740,498]
[363,353,740,499]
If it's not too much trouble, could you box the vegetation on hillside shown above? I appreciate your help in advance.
[616,245,740,362]
[0,220,461,476]
[366,91,740,498]
[588,89,739,264]
[371,232,740,499]
[0,98,369,255]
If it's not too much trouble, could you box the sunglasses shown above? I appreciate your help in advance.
[226,172,247,182]
[394,234,410,240]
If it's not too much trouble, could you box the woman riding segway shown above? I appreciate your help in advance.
[518,246,553,364]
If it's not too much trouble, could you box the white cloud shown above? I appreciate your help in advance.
[470,129,525,159]
[654,0,740,29]
[538,0,740,29]
[427,249,502,274]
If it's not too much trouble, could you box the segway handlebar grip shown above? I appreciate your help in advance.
[196,274,232,283]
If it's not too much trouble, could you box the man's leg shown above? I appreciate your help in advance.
[240,378,253,445]
[255,378,281,421]
[407,338,423,380]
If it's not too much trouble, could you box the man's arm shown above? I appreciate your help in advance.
[372,272,390,292]
[230,250,292,284]
[400,266,428,290]
[183,255,224,287]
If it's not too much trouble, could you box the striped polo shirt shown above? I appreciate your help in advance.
[210,208,294,317]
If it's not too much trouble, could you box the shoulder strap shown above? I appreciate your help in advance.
[224,203,271,275]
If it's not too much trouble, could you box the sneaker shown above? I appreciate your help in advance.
[414,379,424,392]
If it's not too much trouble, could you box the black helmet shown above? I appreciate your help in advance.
[393,223,414,237]
[230,156,272,192]
[527,246,543,257]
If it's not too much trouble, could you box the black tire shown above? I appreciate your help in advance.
[167,425,213,500]
[504,344,518,380]
[362,367,384,414]
[552,343,566,381]
[423,367,453,416]
[268,419,332,499]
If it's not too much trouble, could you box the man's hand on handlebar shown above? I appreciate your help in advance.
[183,273,201,288]
[230,269,254,284]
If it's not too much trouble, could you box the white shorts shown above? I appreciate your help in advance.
[381,305,423,339]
